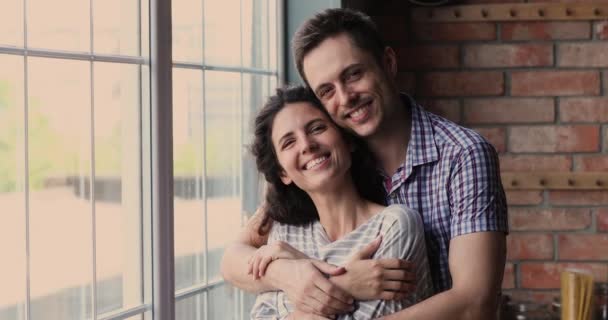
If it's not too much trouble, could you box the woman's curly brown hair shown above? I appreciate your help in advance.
[251,85,385,235]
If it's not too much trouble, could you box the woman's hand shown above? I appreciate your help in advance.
[248,241,308,279]
[330,236,416,300]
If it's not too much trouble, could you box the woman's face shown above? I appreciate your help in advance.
[271,102,352,193]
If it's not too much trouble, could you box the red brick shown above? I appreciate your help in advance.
[464,44,553,68]
[503,263,515,289]
[419,72,504,97]
[397,45,459,70]
[418,99,461,123]
[511,71,600,96]
[373,15,407,45]
[604,127,608,152]
[412,22,497,42]
[506,191,543,206]
[499,155,572,172]
[559,234,608,260]
[507,233,554,260]
[595,20,608,40]
[558,43,608,67]
[549,191,608,206]
[598,208,608,232]
[502,21,590,41]
[396,72,415,94]
[464,98,554,124]
[575,155,608,171]
[473,127,505,153]
[560,98,608,122]
[520,263,608,289]
[509,208,591,231]
[509,125,600,153]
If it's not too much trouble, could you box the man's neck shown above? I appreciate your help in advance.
[367,95,411,177]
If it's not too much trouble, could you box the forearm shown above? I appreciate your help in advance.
[220,242,279,293]
[380,288,498,320]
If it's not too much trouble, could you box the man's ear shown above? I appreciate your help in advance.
[279,170,292,185]
[383,46,398,78]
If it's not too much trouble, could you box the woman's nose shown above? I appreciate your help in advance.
[300,136,319,154]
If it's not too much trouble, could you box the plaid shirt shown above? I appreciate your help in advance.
[382,95,508,293]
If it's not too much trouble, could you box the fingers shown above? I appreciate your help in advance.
[383,269,416,282]
[350,236,382,261]
[257,255,274,277]
[311,272,353,307]
[311,260,346,277]
[377,258,415,271]
[382,280,416,292]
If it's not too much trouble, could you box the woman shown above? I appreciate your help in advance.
[247,85,432,319]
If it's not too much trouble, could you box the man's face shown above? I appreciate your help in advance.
[302,33,397,138]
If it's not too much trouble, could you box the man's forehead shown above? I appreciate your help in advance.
[302,34,362,86]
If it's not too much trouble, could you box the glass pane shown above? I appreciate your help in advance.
[141,0,150,59]
[172,0,203,63]
[175,293,205,320]
[125,311,151,320]
[204,0,240,67]
[28,0,89,52]
[241,74,271,215]
[173,68,206,290]
[208,284,238,320]
[241,0,268,69]
[205,71,241,281]
[0,55,25,320]
[269,0,278,71]
[94,62,142,315]
[0,0,23,47]
[28,58,92,320]
[93,0,138,55]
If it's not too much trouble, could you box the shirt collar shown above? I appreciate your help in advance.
[403,93,439,169]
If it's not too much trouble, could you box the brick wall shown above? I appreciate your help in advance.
[354,0,608,303]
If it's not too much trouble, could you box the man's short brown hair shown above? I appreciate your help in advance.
[292,8,386,86]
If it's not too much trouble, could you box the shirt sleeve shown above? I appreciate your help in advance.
[352,207,434,319]
[449,141,509,238]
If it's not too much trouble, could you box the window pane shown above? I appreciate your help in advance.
[208,284,238,320]
[93,0,138,55]
[172,0,203,63]
[28,58,92,320]
[28,0,89,52]
[173,68,206,290]
[204,0,240,67]
[0,0,23,47]
[93,62,143,316]
[0,55,25,320]
[175,293,205,320]
[269,0,278,71]
[205,71,241,281]
[241,0,268,69]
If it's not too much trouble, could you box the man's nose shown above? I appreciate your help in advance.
[336,84,355,108]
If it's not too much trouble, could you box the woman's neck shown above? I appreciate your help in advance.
[307,179,383,242]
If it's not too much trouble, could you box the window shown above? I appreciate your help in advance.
[0,0,281,319]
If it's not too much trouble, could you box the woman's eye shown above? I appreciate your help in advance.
[282,140,293,150]
[311,125,326,133]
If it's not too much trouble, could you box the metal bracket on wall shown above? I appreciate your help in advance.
[501,172,608,190]
[412,3,608,22]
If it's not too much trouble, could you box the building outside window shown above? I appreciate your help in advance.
[0,0,281,319]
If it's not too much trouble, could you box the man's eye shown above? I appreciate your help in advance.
[319,88,333,99]
[347,70,362,81]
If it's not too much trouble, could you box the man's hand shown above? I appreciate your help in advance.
[275,259,354,317]
[247,241,308,279]
[331,236,416,300]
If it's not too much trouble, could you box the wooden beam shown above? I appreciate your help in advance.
[412,3,608,22]
[501,172,608,190]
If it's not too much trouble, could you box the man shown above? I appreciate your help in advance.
[221,8,508,320]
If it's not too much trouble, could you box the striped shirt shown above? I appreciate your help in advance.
[383,95,509,292]
[250,205,434,320]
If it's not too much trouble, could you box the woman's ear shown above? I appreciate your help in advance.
[279,170,292,185]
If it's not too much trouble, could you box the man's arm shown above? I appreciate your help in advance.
[380,231,506,320]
